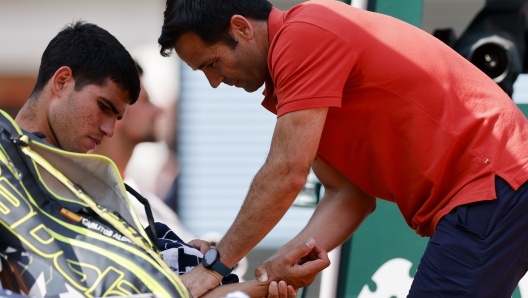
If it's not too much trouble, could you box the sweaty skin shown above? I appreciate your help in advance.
[16,66,128,153]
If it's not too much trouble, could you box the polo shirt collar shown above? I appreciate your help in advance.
[267,7,284,44]
[262,7,285,115]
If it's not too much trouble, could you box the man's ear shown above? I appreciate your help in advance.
[230,15,254,41]
[50,66,75,98]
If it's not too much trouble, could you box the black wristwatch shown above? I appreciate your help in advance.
[202,248,232,277]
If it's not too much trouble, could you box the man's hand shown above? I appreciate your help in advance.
[266,281,297,298]
[187,239,211,254]
[255,238,330,289]
[181,263,223,298]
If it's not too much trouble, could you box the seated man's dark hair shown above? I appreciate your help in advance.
[30,21,140,104]
[158,0,273,57]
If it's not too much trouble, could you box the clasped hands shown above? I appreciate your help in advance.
[182,238,330,298]
[255,238,331,292]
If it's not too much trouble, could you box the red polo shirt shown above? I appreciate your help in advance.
[262,0,528,236]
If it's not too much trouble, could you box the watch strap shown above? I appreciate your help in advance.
[210,259,232,277]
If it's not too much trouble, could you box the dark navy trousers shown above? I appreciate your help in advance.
[408,176,528,297]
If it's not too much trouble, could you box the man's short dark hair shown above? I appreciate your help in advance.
[158,0,273,57]
[30,21,140,104]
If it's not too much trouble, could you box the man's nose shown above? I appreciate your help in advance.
[203,69,223,88]
[100,117,116,138]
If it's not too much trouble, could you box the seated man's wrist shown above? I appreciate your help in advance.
[241,280,269,297]
[199,263,225,282]
[202,247,234,278]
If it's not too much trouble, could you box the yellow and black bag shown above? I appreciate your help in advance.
[0,110,190,298]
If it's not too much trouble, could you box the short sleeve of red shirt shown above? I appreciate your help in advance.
[269,22,357,117]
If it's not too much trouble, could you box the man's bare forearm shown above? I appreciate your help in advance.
[289,158,377,252]
[255,158,377,285]
[215,108,329,268]
[281,187,375,253]
[256,180,376,286]
[216,159,307,267]
[179,106,328,298]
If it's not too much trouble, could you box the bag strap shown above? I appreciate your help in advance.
[125,182,160,250]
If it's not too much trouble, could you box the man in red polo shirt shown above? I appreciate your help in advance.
[158,0,528,296]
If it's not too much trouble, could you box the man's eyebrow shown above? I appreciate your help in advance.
[100,97,125,120]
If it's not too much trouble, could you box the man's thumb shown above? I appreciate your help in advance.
[288,238,315,260]
[255,267,268,283]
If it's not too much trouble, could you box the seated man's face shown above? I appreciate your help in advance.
[48,80,129,153]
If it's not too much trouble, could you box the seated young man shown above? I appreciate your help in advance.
[11,20,325,298]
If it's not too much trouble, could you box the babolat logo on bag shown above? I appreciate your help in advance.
[0,110,190,298]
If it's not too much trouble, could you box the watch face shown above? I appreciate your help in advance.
[203,249,218,267]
